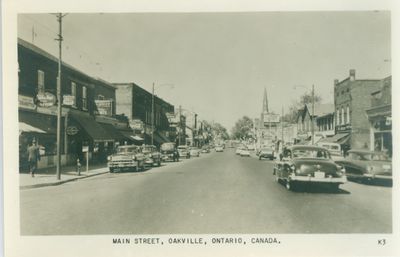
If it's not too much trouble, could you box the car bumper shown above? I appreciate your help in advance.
[290,174,347,183]
[108,161,138,168]
[363,173,392,180]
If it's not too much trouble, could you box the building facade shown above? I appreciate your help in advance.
[334,69,382,150]
[114,83,175,146]
[366,76,392,157]
[18,38,132,171]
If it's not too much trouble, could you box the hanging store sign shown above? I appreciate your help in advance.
[95,99,113,116]
[66,126,79,136]
[37,92,56,107]
[63,95,75,106]
[18,95,36,110]
[129,119,144,131]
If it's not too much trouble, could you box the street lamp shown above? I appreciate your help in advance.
[293,84,315,145]
[151,83,174,146]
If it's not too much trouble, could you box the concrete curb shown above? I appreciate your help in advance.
[20,170,109,190]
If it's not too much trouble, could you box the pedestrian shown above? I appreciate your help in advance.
[27,139,41,177]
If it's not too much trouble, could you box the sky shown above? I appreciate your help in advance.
[18,12,391,130]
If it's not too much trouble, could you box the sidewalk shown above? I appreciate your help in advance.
[20,162,109,190]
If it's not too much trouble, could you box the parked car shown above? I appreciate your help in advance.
[247,144,255,151]
[178,145,191,158]
[240,147,251,157]
[190,147,201,157]
[273,145,347,191]
[160,142,179,162]
[215,145,224,152]
[258,147,275,160]
[335,149,391,184]
[142,145,162,167]
[107,145,145,173]
[317,142,343,160]
[201,145,210,153]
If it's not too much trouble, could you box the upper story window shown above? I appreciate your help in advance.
[341,107,345,125]
[82,86,87,110]
[37,70,45,93]
[336,108,340,125]
[347,105,350,124]
[71,82,77,107]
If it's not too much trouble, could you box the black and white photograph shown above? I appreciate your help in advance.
[2,0,400,257]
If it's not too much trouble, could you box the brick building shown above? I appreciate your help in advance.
[366,76,392,157]
[114,83,174,146]
[334,69,382,151]
[18,38,133,171]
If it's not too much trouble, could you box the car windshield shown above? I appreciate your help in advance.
[348,152,390,161]
[116,146,139,154]
[292,148,330,159]
[142,146,155,153]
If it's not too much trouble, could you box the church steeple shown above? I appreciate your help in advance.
[262,88,269,113]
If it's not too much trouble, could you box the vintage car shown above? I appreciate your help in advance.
[215,145,224,152]
[258,147,275,160]
[201,145,210,153]
[240,147,251,157]
[273,145,347,191]
[160,142,179,162]
[235,146,244,155]
[317,142,343,161]
[178,145,191,159]
[107,145,145,173]
[142,145,162,167]
[335,149,392,183]
[189,147,201,157]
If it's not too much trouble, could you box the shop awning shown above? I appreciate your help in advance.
[99,123,126,141]
[19,111,56,134]
[19,122,46,134]
[319,133,350,144]
[70,112,114,142]
[119,130,144,142]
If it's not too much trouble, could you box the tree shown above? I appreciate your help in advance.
[283,91,322,123]
[202,120,230,140]
[231,116,254,140]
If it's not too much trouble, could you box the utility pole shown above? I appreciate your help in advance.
[178,105,182,146]
[311,84,315,145]
[281,106,284,145]
[55,13,65,180]
[151,82,155,146]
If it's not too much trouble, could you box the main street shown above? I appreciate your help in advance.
[20,148,391,235]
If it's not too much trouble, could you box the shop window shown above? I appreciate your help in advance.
[71,82,77,107]
[38,70,45,93]
[82,86,87,110]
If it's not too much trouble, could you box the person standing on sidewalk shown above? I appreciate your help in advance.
[27,139,40,177]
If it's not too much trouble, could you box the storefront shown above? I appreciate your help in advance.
[366,105,392,157]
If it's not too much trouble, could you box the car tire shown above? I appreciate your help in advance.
[109,168,114,173]
[134,166,138,172]
[259,156,262,160]
[286,180,293,191]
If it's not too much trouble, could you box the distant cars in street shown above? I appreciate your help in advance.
[317,142,343,161]
[160,142,179,162]
[239,147,250,157]
[178,145,191,158]
[201,146,210,153]
[258,147,275,160]
[274,145,347,191]
[142,145,162,167]
[335,149,392,184]
[190,147,201,157]
[215,145,224,152]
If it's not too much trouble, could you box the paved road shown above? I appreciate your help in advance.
[20,148,392,235]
